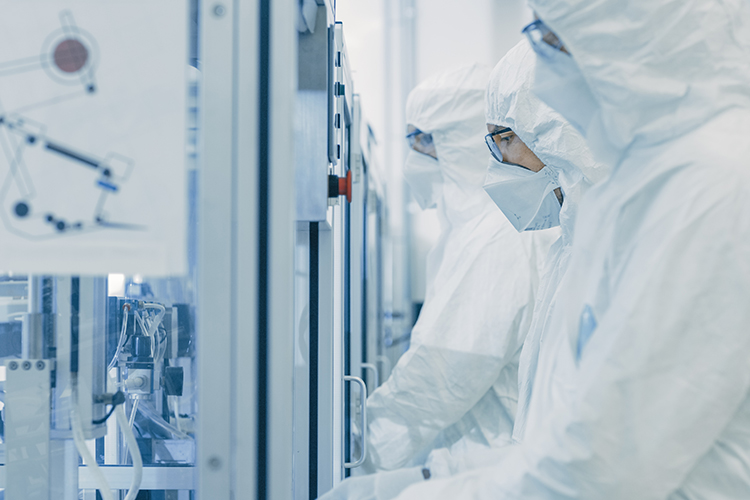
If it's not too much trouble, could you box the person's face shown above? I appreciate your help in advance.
[486,123,563,204]
[406,124,438,159]
[486,124,546,172]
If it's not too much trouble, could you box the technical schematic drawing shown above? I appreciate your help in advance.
[0,10,141,240]
[0,115,140,239]
[0,0,187,275]
[0,10,99,114]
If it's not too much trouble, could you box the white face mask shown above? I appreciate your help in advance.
[403,149,443,209]
[483,157,561,232]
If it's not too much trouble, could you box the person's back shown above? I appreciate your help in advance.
[525,2,750,496]
[540,110,750,498]
[393,1,750,498]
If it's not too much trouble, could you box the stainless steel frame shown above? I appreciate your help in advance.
[197,0,296,499]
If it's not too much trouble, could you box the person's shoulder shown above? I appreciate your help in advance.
[681,109,750,181]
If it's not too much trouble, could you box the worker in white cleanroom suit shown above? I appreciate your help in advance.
[421,38,608,479]
[367,63,558,470]
[319,63,558,499]
[395,0,750,498]
[482,36,607,447]
[321,42,607,498]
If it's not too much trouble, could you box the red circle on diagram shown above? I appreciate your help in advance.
[53,39,88,73]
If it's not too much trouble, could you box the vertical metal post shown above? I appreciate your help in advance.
[49,440,79,500]
[197,0,237,497]
[76,277,107,437]
[262,0,296,496]
[54,277,72,432]
[198,0,295,497]
[317,224,337,493]
[23,276,44,359]
[49,277,82,500]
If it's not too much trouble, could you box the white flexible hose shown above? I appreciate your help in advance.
[71,385,114,500]
[128,398,140,429]
[156,328,169,369]
[144,304,167,362]
[115,403,143,500]
[107,307,129,371]
[105,368,144,500]
[135,310,148,337]
[169,395,183,433]
[143,303,166,337]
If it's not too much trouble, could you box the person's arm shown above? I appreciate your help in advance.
[397,179,750,499]
[366,222,538,470]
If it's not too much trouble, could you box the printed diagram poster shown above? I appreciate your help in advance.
[0,1,187,275]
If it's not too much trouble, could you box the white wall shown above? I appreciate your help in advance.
[415,0,531,83]
[408,0,532,301]
[336,0,533,305]
[337,0,532,156]
[336,0,388,149]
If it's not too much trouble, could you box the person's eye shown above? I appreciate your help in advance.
[501,135,512,142]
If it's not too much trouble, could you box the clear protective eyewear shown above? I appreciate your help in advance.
[522,19,569,59]
[406,127,437,158]
[484,127,514,164]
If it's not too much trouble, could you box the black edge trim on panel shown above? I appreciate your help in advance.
[257,0,271,497]
[309,222,319,500]
[70,277,80,374]
[344,197,352,477]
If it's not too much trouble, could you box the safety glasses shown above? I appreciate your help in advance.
[484,127,513,163]
[522,19,568,59]
[406,128,437,158]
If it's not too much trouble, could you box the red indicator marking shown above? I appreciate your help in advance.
[53,38,88,73]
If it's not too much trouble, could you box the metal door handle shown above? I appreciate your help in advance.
[361,363,379,389]
[344,375,367,468]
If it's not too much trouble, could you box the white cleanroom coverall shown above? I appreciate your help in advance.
[364,64,557,473]
[396,0,750,499]
[484,39,608,444]
[423,39,608,478]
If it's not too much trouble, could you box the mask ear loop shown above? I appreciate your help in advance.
[537,166,563,205]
